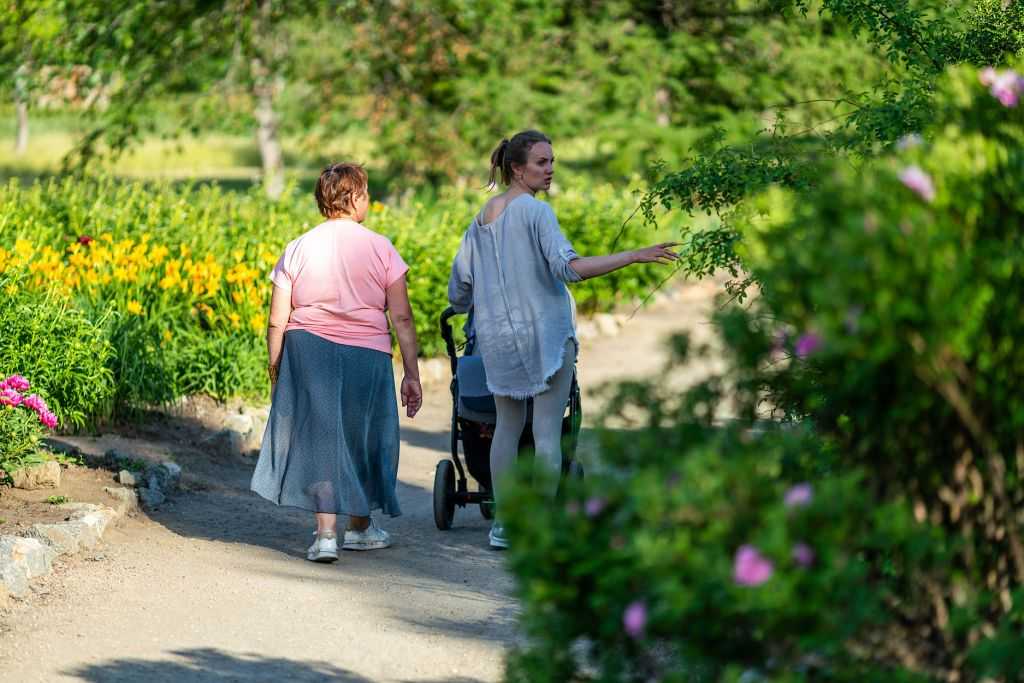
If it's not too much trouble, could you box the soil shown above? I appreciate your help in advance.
[0,465,125,536]
[0,280,720,683]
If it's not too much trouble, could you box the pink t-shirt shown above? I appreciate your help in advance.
[270,219,409,355]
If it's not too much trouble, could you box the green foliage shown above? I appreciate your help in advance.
[0,176,675,409]
[0,402,47,481]
[503,61,1024,681]
[0,272,115,428]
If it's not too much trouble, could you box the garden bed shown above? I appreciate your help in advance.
[0,464,121,537]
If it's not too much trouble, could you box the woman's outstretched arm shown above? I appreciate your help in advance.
[569,242,679,280]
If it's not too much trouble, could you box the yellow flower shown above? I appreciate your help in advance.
[229,312,241,328]
[4,283,17,296]
[249,313,266,333]
[163,330,173,343]
[126,300,143,315]
[232,291,244,304]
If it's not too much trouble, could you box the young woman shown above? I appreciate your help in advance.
[448,130,677,549]
[252,162,422,563]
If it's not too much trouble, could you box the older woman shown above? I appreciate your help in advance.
[449,130,677,549]
[252,162,422,563]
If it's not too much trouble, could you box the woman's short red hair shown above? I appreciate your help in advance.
[315,162,368,218]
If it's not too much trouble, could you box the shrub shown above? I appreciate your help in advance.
[0,274,115,428]
[0,177,677,409]
[0,374,59,481]
[503,61,1024,681]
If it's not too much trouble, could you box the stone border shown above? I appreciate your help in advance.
[1,443,185,607]
[0,486,137,606]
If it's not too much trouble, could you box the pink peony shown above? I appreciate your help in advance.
[784,483,813,508]
[794,333,822,358]
[979,67,998,86]
[623,600,647,638]
[899,165,936,203]
[792,543,815,567]
[3,375,30,392]
[38,410,58,429]
[734,545,774,587]
[22,394,49,414]
[0,387,23,407]
[584,497,606,518]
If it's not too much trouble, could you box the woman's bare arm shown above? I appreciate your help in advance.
[386,275,422,418]
[266,284,292,382]
[569,242,679,280]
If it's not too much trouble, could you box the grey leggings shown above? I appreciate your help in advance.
[490,340,576,515]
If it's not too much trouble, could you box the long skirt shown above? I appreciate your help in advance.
[250,329,402,517]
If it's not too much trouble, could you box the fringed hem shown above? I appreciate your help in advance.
[487,334,577,400]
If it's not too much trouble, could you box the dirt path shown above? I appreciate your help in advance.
[0,283,718,683]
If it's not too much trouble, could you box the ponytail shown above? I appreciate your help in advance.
[487,139,510,189]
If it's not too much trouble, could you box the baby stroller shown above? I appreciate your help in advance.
[433,307,584,530]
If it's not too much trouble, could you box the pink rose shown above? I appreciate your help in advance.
[734,545,774,587]
[584,497,606,518]
[899,165,936,203]
[784,483,813,508]
[623,600,647,638]
[794,333,822,358]
[792,543,815,568]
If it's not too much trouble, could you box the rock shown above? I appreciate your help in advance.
[104,486,139,515]
[138,486,166,510]
[30,523,80,556]
[0,582,8,607]
[223,412,254,435]
[117,470,138,487]
[10,461,61,490]
[0,536,55,597]
[146,462,181,492]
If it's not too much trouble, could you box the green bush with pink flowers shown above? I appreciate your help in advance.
[0,374,60,484]
[503,61,1024,682]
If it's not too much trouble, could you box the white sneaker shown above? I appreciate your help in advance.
[307,531,339,563]
[343,519,391,551]
[488,523,509,550]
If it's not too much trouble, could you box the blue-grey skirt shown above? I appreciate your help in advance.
[250,329,402,517]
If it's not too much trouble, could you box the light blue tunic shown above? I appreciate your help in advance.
[448,194,581,398]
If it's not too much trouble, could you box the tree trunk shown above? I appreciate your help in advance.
[14,64,29,155]
[251,0,285,199]
[255,80,284,199]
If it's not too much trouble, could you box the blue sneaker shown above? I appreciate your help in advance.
[488,522,508,549]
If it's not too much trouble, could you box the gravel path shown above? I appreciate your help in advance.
[0,283,717,682]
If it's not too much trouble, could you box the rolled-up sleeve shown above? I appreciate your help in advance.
[448,233,474,312]
[535,203,582,283]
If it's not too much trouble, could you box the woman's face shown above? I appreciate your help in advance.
[513,142,554,193]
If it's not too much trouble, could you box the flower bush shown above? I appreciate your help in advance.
[0,177,676,410]
[0,374,59,483]
[0,273,115,427]
[503,61,1024,681]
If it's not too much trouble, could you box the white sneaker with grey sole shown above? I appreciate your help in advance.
[307,531,339,563]
[343,520,391,550]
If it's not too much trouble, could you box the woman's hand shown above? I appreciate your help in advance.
[401,376,422,418]
[631,242,680,265]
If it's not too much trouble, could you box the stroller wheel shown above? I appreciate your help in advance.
[433,459,456,530]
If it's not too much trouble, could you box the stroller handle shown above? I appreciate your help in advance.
[439,306,460,375]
